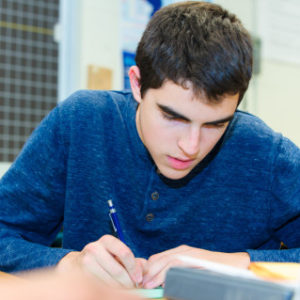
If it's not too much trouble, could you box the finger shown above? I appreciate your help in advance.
[144,245,192,276]
[82,238,135,288]
[143,252,191,286]
[100,235,143,284]
[143,258,186,289]
[134,258,147,287]
[82,253,124,288]
[92,242,135,288]
[148,245,191,262]
[136,258,147,272]
[143,255,172,285]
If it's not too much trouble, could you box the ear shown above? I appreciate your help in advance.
[128,66,142,103]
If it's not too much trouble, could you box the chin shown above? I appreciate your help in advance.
[159,169,190,180]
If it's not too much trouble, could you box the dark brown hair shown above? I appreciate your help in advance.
[135,1,253,103]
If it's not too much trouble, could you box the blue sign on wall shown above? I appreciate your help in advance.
[122,0,162,90]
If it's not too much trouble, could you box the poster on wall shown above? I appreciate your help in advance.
[121,0,162,90]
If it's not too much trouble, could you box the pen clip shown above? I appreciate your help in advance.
[109,212,117,232]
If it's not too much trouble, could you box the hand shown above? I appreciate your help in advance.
[142,245,250,289]
[1,267,143,300]
[56,234,143,288]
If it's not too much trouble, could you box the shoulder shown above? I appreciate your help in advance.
[223,110,300,169]
[58,90,133,113]
[54,90,135,127]
[215,110,300,191]
[226,110,282,148]
[221,111,281,170]
[231,111,299,153]
[231,110,276,137]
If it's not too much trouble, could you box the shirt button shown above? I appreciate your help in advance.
[145,213,154,222]
[151,191,159,201]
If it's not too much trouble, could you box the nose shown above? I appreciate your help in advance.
[177,126,201,157]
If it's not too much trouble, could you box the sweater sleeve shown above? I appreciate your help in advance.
[247,135,300,262]
[0,103,72,272]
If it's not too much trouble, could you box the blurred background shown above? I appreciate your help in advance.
[0,0,300,176]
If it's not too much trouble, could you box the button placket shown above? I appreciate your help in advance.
[142,167,161,224]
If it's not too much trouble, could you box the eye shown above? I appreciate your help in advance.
[214,123,226,128]
[205,122,227,129]
[162,113,189,123]
[159,107,190,123]
[162,112,177,121]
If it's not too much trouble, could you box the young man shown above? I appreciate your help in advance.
[0,1,299,290]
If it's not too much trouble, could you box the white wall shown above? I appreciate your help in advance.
[256,59,300,144]
[79,0,122,90]
[215,0,300,147]
[58,0,122,102]
[0,162,11,178]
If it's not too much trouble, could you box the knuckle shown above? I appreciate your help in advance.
[81,253,93,266]
[99,234,112,243]
[148,253,159,263]
[118,248,132,261]
[83,242,97,254]
[179,244,189,251]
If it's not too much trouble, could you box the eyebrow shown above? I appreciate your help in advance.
[157,104,234,124]
[158,104,190,121]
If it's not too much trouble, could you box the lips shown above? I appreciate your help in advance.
[167,155,195,170]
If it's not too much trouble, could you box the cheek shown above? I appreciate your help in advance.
[148,124,174,145]
[200,129,225,150]
[141,116,165,146]
[143,115,175,141]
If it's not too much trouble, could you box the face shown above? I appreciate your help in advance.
[131,73,239,180]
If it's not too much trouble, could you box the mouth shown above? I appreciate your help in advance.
[167,155,195,170]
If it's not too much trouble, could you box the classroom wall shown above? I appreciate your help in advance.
[79,0,122,90]
[256,59,300,144]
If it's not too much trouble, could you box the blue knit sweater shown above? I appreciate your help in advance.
[0,90,300,272]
